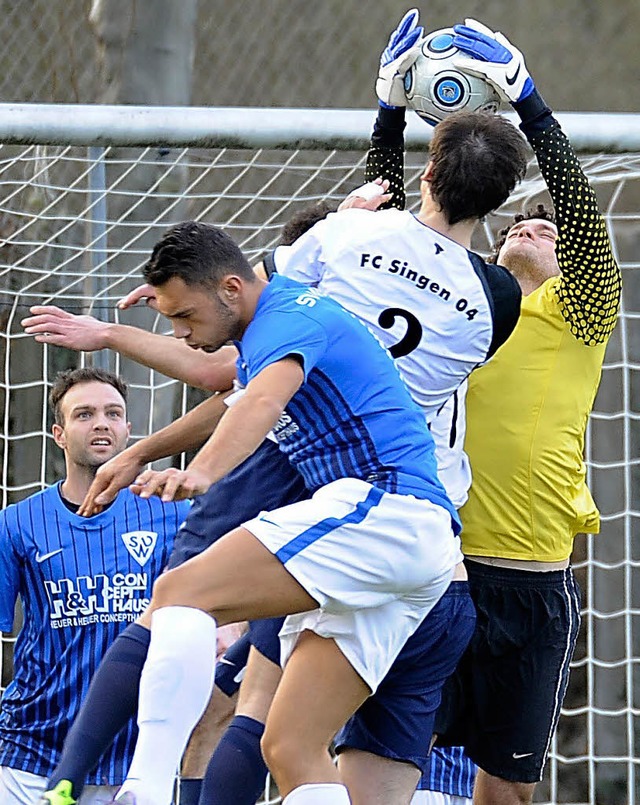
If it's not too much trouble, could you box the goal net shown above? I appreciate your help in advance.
[0,106,638,805]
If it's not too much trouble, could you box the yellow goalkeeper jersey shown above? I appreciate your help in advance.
[460,122,621,562]
[365,103,621,562]
[459,277,606,561]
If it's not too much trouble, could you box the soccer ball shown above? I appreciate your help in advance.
[403,28,502,126]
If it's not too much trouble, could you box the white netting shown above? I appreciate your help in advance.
[0,127,639,805]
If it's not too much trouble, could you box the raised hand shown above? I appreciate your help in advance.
[117,283,159,311]
[21,306,110,351]
[452,19,534,104]
[129,466,213,503]
[338,179,393,211]
[78,449,147,517]
[376,8,425,108]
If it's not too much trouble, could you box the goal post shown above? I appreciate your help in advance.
[0,104,639,805]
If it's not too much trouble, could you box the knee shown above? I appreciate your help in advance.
[261,724,302,779]
[475,770,535,805]
[151,566,185,608]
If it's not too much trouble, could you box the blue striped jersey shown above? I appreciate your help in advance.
[418,746,476,798]
[269,207,521,423]
[0,483,190,784]
[235,273,460,532]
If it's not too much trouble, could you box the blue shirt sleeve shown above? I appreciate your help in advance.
[0,512,21,632]
[242,308,329,382]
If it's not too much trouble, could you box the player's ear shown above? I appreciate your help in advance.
[219,274,243,303]
[420,160,435,183]
[52,423,66,450]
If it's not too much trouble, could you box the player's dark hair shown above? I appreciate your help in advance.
[50,367,128,425]
[487,203,557,264]
[143,221,255,288]
[278,201,335,246]
[428,111,528,226]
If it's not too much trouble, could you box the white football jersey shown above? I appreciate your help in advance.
[430,380,471,509]
[268,208,519,507]
[269,207,519,422]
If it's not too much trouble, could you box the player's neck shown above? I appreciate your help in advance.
[60,464,101,506]
[239,277,269,334]
[416,208,475,249]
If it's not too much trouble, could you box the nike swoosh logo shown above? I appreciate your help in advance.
[512,751,534,759]
[218,657,236,667]
[35,548,64,563]
[506,63,521,86]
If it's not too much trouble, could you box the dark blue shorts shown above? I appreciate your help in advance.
[215,630,251,697]
[434,560,581,783]
[166,439,309,569]
[215,618,285,695]
[334,581,476,773]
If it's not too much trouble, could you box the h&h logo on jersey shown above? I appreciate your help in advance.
[121,530,158,566]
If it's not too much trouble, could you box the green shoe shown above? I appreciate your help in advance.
[39,780,77,805]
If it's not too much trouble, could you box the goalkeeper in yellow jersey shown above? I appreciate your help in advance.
[368,14,621,805]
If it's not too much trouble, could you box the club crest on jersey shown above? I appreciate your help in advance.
[121,531,158,566]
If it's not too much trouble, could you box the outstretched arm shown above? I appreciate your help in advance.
[453,19,622,345]
[21,305,237,391]
[78,392,231,516]
[121,358,303,504]
[364,10,424,211]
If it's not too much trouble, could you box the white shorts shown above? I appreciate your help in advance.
[411,792,472,805]
[243,477,461,691]
[0,767,118,805]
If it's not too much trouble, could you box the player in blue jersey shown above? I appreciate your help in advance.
[26,93,527,802]
[0,368,190,805]
[25,217,474,805]
[69,220,465,805]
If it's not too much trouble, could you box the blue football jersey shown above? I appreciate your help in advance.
[0,483,189,784]
[235,273,459,531]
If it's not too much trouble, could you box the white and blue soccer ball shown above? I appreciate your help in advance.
[404,28,502,126]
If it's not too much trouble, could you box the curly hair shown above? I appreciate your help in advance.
[487,203,556,264]
[277,201,335,247]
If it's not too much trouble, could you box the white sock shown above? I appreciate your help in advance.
[283,783,351,804]
[118,606,217,805]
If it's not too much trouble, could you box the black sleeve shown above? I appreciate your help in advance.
[512,90,621,345]
[364,105,407,211]
[263,250,277,279]
[469,253,522,358]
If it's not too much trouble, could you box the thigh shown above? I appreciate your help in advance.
[151,526,319,624]
[267,631,370,751]
[335,582,476,771]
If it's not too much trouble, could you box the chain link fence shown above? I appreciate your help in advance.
[1,0,639,112]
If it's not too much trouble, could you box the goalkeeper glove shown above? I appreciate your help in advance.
[452,18,535,104]
[376,8,424,108]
